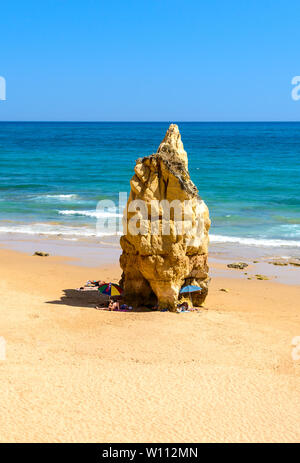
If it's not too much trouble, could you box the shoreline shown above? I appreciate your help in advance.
[1,232,299,285]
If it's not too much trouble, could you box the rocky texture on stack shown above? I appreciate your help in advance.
[119,124,210,310]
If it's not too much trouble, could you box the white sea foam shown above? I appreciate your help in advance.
[31,194,79,201]
[0,223,122,237]
[58,210,122,218]
[0,223,95,236]
[0,223,299,246]
[210,234,300,247]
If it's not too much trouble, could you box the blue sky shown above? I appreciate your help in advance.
[0,0,300,121]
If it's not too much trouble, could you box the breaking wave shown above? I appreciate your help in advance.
[30,194,80,202]
[210,234,300,248]
[58,209,122,218]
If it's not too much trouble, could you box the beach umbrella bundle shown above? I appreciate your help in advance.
[98,282,123,297]
[179,285,202,305]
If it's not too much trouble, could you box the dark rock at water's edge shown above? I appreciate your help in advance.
[33,251,49,257]
[255,274,269,280]
[268,257,300,267]
[227,262,248,269]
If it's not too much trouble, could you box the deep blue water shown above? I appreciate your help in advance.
[0,121,299,247]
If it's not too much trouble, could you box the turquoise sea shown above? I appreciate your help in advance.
[0,122,299,248]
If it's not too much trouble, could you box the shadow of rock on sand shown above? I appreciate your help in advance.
[46,289,153,312]
[46,289,107,308]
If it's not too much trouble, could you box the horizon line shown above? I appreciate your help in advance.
[0,120,300,123]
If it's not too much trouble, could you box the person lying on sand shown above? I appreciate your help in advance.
[86,279,105,287]
[107,300,119,311]
[178,301,189,310]
[77,280,106,291]
[95,301,134,311]
[94,300,114,311]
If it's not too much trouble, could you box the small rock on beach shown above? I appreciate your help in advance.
[255,274,269,280]
[268,257,300,267]
[227,262,248,269]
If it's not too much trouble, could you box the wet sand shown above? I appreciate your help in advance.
[0,243,299,442]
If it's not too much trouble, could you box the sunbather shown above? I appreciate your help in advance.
[112,301,120,311]
[87,279,105,287]
[108,300,114,311]
[176,301,190,312]
[77,279,106,291]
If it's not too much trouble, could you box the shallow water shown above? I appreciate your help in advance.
[0,121,299,248]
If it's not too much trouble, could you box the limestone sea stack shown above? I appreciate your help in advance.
[120,124,210,311]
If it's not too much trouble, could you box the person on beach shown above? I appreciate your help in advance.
[95,299,132,311]
[177,301,189,312]
[77,280,106,291]
[87,280,105,287]
[107,299,119,311]
[108,300,114,310]
[112,301,120,310]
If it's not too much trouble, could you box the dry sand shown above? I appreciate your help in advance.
[0,247,299,443]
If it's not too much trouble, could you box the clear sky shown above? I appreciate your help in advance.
[1,0,300,121]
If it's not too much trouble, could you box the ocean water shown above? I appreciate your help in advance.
[0,121,300,248]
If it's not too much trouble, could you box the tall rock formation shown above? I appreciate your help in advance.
[120,124,210,310]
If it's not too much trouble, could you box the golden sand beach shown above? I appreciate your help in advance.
[0,245,299,443]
